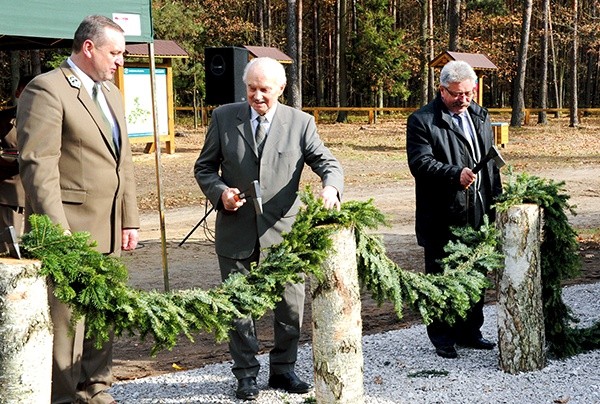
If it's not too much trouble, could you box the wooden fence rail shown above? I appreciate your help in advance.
[174,106,600,126]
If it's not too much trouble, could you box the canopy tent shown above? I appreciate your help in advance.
[0,1,172,291]
[0,0,153,49]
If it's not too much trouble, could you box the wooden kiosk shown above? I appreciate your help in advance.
[114,40,188,154]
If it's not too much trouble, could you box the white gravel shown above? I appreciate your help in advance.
[111,282,600,403]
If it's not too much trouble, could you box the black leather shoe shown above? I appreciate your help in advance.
[268,371,312,394]
[435,345,458,359]
[236,377,259,401]
[459,337,496,350]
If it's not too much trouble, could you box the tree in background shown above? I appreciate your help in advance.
[569,0,579,127]
[336,0,349,122]
[348,0,410,107]
[510,0,532,127]
[287,0,302,109]
[418,0,430,106]
[448,0,461,51]
[3,0,600,111]
[538,0,550,125]
[151,1,206,106]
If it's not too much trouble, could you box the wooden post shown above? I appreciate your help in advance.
[0,258,52,402]
[310,227,364,403]
[497,204,546,373]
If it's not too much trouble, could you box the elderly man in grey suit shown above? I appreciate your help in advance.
[195,57,344,401]
[17,15,139,404]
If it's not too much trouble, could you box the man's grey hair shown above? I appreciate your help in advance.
[439,61,477,87]
[242,57,287,87]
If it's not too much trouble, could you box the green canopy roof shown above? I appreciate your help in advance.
[0,0,153,50]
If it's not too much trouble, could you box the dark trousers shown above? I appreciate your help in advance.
[424,244,485,348]
[218,244,304,380]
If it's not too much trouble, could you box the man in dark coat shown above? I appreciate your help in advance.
[406,60,502,359]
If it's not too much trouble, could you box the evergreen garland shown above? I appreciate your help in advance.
[495,169,600,358]
[354,214,496,325]
[19,189,493,354]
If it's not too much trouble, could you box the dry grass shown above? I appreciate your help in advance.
[131,114,600,214]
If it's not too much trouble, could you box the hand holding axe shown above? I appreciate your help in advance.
[234,180,263,215]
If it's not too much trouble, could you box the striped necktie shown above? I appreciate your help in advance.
[255,115,267,156]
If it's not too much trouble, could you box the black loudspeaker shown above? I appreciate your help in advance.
[205,47,249,105]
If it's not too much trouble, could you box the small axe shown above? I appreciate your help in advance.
[472,145,506,174]
[179,180,263,246]
[0,226,21,259]
[234,180,263,215]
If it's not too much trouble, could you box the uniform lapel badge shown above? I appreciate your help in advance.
[67,75,81,89]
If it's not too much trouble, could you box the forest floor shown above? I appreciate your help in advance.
[113,113,600,380]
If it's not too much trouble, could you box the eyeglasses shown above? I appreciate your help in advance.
[442,86,476,98]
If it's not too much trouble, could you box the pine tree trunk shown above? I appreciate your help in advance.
[510,0,532,127]
[448,0,461,51]
[538,0,549,125]
[0,259,53,402]
[419,0,428,106]
[569,0,579,127]
[286,0,301,109]
[497,205,546,374]
[311,227,364,403]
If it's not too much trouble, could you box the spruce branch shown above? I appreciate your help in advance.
[20,188,496,354]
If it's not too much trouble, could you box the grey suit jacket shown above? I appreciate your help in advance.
[195,102,344,260]
[17,61,139,254]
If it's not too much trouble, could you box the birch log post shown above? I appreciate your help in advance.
[311,227,364,403]
[0,258,53,402]
[497,204,546,373]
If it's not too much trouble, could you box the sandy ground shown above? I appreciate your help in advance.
[112,117,600,380]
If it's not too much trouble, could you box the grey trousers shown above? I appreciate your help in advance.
[218,252,305,380]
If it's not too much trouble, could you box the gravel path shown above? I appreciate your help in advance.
[111,282,600,403]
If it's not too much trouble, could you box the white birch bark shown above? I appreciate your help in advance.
[311,227,364,403]
[0,258,52,402]
[497,205,546,373]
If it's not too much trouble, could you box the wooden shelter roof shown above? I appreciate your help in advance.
[125,39,188,58]
[244,45,293,64]
[429,51,497,71]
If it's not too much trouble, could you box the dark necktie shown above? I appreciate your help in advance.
[93,83,120,155]
[255,115,267,156]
